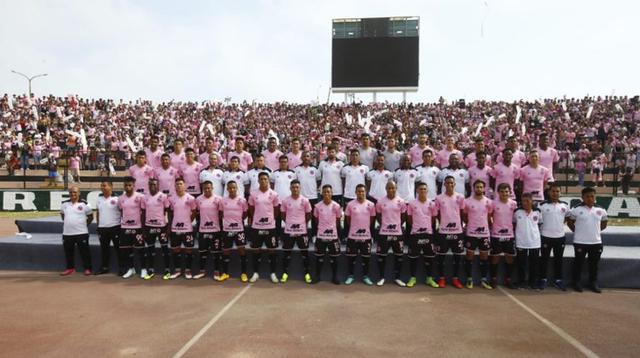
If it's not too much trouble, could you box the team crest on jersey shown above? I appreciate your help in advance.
[409,173,414,178]
[77,205,83,210]
[459,173,463,177]
[110,200,116,205]
[288,174,292,179]
[561,207,566,213]
[384,173,390,178]
[596,209,603,216]
[360,168,364,173]
[216,173,221,177]
[533,215,539,222]
[157,196,163,202]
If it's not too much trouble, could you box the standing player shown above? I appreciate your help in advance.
[220,181,249,282]
[294,151,321,205]
[434,176,466,288]
[271,155,296,201]
[489,183,518,288]
[156,153,180,197]
[465,137,492,169]
[227,137,253,172]
[518,150,553,202]
[118,177,145,279]
[341,149,368,206]
[319,145,345,205]
[462,180,493,289]
[406,182,439,288]
[358,134,377,169]
[382,137,403,172]
[169,138,186,170]
[199,137,225,167]
[168,178,197,279]
[496,136,527,168]
[313,185,343,284]
[195,181,223,280]
[95,181,121,275]
[394,155,419,202]
[129,150,155,194]
[180,148,204,196]
[567,187,608,293]
[145,135,164,169]
[437,153,469,196]
[366,153,392,203]
[262,137,284,171]
[513,193,543,290]
[537,133,560,178]
[538,183,569,290]
[247,172,280,283]
[435,136,464,168]
[468,152,492,198]
[141,178,171,280]
[199,153,225,197]
[490,148,520,200]
[286,138,303,170]
[223,156,249,198]
[409,133,433,168]
[280,180,313,283]
[375,181,407,287]
[344,184,376,286]
[247,154,272,193]
[416,149,440,200]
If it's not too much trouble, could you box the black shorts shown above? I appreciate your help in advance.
[465,236,491,252]
[223,231,247,249]
[249,228,278,249]
[144,226,168,246]
[436,233,465,255]
[199,232,222,253]
[408,234,436,258]
[170,232,195,249]
[315,238,340,256]
[282,234,310,250]
[120,228,144,248]
[490,237,516,256]
[346,238,372,256]
[376,235,404,256]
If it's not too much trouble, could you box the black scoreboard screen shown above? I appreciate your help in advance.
[331,17,419,89]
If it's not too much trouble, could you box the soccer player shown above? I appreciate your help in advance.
[416,149,440,200]
[223,156,249,198]
[262,137,284,171]
[145,135,164,169]
[95,181,121,275]
[489,183,518,288]
[537,133,560,178]
[313,185,343,284]
[141,178,171,279]
[294,151,321,205]
[409,133,433,168]
[567,187,608,293]
[382,137,403,172]
[341,149,368,206]
[394,155,419,202]
[227,137,253,172]
[518,150,552,202]
[59,186,93,276]
[344,184,376,285]
[539,183,570,290]
[168,178,197,279]
[195,181,223,280]
[513,193,543,290]
[366,153,392,203]
[468,151,492,198]
[199,153,225,197]
[280,180,313,283]
[437,153,469,196]
[462,180,493,289]
[496,136,527,168]
[465,137,492,169]
[286,137,303,169]
[247,172,280,283]
[435,135,464,168]
[118,177,145,279]
[375,180,407,287]
[199,136,225,167]
[271,155,296,201]
[129,150,155,194]
[406,182,439,288]
[180,148,204,196]
[490,148,520,200]
[220,181,249,282]
[319,145,345,205]
[434,176,466,288]
[247,154,272,193]
[358,133,378,169]
[156,153,180,197]
[169,138,186,169]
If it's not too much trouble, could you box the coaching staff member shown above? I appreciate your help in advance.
[60,186,94,276]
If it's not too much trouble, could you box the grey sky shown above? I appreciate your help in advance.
[0,0,638,103]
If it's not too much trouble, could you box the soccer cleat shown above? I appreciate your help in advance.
[539,278,548,290]
[193,271,206,280]
[304,273,312,284]
[185,270,193,280]
[376,278,385,286]
[362,276,374,286]
[218,273,230,282]
[344,275,355,285]
[140,269,148,279]
[144,271,155,280]
[425,277,439,288]
[452,278,464,289]
[83,269,92,276]
[466,278,474,289]
[170,271,182,280]
[554,279,567,291]
[394,278,407,287]
[162,270,171,280]
[270,273,279,284]
[437,277,446,288]
[407,277,417,288]
[280,272,289,283]
[249,272,260,283]
[212,273,221,281]
[589,283,602,294]
[122,268,136,279]
[481,278,493,290]
[240,273,249,283]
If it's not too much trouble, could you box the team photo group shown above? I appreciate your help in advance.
[60,131,608,294]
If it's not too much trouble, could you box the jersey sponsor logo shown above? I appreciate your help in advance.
[175,222,185,228]
[229,222,239,228]
[386,224,397,230]
[355,229,367,234]
[417,227,428,233]
[474,227,486,233]
[498,228,509,234]
[258,217,269,223]
[291,224,301,230]
[204,221,214,227]
[125,219,136,224]
[446,222,457,228]
[149,219,158,224]
[323,229,333,234]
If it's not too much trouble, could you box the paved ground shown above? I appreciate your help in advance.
[0,271,638,357]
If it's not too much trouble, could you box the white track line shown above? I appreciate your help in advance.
[173,284,251,358]
[498,287,599,358]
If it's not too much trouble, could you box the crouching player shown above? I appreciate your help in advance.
[195,181,223,280]
[220,181,249,282]
[168,178,197,279]
[141,178,171,280]
[489,183,518,288]
[375,180,407,287]
[313,185,343,284]
[406,182,439,288]
[280,180,313,283]
[344,184,376,285]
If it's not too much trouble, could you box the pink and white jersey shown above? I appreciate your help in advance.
[519,165,552,201]
[468,165,492,189]
[497,150,527,168]
[345,199,376,240]
[156,166,179,196]
[180,162,204,195]
[118,192,144,229]
[464,196,493,238]
[465,152,493,169]
[314,200,342,240]
[490,162,519,198]
[537,147,559,176]
[141,192,169,227]
[286,151,302,170]
[435,193,465,234]
[248,189,279,229]
[170,152,186,170]
[409,144,433,167]
[376,196,407,236]
[169,193,196,232]
[145,148,163,169]
[262,149,284,171]
[491,199,518,238]
[435,148,463,168]
[221,196,248,232]
[281,195,312,235]
[199,151,225,167]
[407,199,437,235]
[227,150,253,172]
[196,194,222,232]
[129,164,155,194]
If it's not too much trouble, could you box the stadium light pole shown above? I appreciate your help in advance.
[11,70,48,96]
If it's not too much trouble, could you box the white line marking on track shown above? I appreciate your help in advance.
[173,284,252,358]
[606,290,640,295]
[498,287,599,358]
